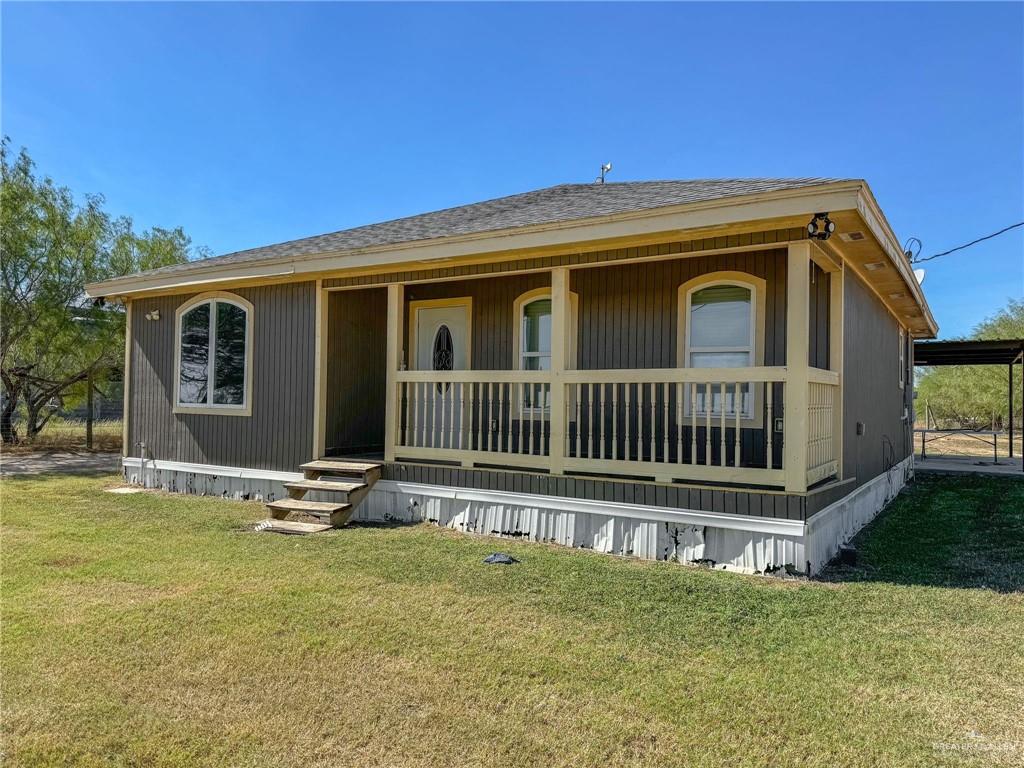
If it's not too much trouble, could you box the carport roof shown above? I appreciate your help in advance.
[913,339,1024,366]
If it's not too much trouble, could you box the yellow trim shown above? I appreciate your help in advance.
[898,327,906,389]
[407,297,474,372]
[172,291,254,417]
[122,299,132,456]
[511,285,580,372]
[829,263,845,479]
[384,284,404,463]
[312,280,327,459]
[676,271,767,429]
[86,183,864,298]
[783,243,811,492]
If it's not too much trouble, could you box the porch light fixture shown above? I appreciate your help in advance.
[806,212,836,240]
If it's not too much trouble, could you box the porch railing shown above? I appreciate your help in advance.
[806,369,840,486]
[396,371,553,470]
[558,368,786,485]
[394,366,845,489]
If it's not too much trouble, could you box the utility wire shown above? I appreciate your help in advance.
[912,221,1024,263]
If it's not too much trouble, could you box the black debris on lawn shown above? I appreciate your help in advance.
[483,553,519,565]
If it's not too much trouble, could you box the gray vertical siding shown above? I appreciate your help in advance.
[402,273,551,370]
[572,249,789,369]
[842,271,912,485]
[808,263,831,369]
[129,282,316,471]
[325,288,387,455]
[383,462,808,520]
[571,249,788,468]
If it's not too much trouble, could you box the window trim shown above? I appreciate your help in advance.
[898,327,906,389]
[512,287,578,418]
[173,291,254,416]
[677,272,766,427]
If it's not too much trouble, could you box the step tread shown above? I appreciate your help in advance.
[266,498,352,514]
[300,459,381,474]
[284,479,366,494]
[258,519,332,535]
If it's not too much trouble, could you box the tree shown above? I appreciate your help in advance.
[915,299,1024,429]
[0,139,195,443]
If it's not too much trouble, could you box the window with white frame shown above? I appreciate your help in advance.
[176,296,251,410]
[519,296,552,410]
[685,281,755,417]
[899,328,906,389]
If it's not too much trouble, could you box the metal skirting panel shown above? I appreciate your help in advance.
[120,457,908,575]
[357,483,810,571]
[123,461,299,502]
[804,455,914,573]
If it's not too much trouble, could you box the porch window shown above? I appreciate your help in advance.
[899,328,905,389]
[685,281,755,418]
[511,287,579,414]
[521,298,552,372]
[175,293,252,414]
[520,297,552,410]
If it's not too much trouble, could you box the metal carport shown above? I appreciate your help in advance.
[913,339,1024,470]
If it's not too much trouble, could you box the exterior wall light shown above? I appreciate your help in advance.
[807,212,836,240]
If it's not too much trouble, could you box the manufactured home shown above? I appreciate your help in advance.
[86,179,936,574]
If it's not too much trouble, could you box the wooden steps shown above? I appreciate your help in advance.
[260,458,381,534]
[258,519,332,535]
[283,479,366,495]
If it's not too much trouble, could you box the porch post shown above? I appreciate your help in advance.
[784,242,810,493]
[312,279,328,460]
[549,268,569,474]
[384,283,404,463]
[121,298,132,458]
[829,262,844,479]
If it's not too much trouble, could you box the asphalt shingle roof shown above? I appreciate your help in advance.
[129,178,845,280]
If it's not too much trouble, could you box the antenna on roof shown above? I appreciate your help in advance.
[596,162,612,184]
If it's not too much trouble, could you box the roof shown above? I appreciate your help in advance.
[914,339,1024,366]
[126,178,844,281]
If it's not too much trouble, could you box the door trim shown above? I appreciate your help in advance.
[408,297,473,371]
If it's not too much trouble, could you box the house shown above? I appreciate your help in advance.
[85,179,936,574]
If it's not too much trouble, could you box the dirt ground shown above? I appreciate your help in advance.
[913,430,1023,459]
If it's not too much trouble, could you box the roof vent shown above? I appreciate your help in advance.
[839,231,867,242]
[889,291,906,299]
[864,261,886,271]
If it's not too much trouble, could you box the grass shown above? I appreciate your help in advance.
[2,473,1023,767]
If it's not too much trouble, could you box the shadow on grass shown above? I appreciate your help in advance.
[818,473,1024,593]
[347,517,422,530]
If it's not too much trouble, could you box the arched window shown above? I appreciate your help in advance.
[512,288,578,413]
[687,283,754,369]
[175,293,253,415]
[520,297,552,372]
[678,273,765,421]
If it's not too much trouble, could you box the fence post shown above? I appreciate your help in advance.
[86,367,94,450]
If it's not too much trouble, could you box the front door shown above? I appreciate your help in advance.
[411,300,471,449]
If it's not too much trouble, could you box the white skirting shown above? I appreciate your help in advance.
[804,455,913,573]
[121,456,912,575]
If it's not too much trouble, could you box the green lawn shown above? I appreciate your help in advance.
[2,473,1022,767]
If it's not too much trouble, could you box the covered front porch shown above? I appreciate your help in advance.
[320,238,844,494]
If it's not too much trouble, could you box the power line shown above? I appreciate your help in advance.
[912,221,1024,263]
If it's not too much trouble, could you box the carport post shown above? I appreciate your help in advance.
[1010,363,1014,459]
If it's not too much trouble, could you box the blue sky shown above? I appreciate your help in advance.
[3,1,1022,337]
